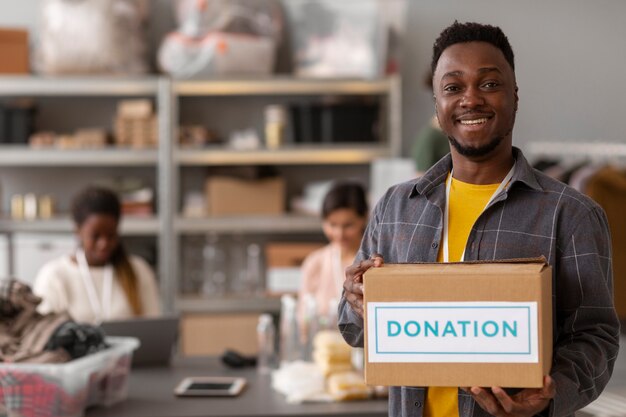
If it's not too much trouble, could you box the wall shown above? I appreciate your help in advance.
[403,0,626,155]
[1,0,625,156]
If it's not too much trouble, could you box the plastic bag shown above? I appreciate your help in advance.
[36,0,149,75]
[158,0,284,78]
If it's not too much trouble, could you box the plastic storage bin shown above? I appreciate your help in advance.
[0,336,139,417]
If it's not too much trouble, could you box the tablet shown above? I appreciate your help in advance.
[174,377,247,397]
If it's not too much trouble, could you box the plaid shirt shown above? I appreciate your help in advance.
[338,148,619,417]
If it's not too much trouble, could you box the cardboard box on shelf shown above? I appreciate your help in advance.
[0,28,29,74]
[205,176,285,216]
[265,242,325,294]
[363,259,552,388]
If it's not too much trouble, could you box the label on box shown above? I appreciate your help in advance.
[367,301,538,363]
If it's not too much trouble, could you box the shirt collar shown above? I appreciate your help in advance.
[409,147,542,198]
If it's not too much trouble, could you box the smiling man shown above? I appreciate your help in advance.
[338,21,619,417]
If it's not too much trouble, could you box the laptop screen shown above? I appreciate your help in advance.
[101,316,179,367]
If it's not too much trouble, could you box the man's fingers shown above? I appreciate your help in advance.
[470,387,502,416]
[491,386,515,414]
[371,253,384,267]
[542,375,556,398]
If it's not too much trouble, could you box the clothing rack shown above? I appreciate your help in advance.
[527,141,626,161]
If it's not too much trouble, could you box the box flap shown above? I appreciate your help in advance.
[366,257,548,278]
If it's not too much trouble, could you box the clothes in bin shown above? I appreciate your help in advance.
[0,337,139,417]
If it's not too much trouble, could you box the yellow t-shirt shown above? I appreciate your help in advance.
[425,174,499,417]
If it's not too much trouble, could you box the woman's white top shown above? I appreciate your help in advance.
[33,254,161,324]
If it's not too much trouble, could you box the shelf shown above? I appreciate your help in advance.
[0,75,160,96]
[175,77,393,96]
[175,214,322,234]
[0,216,160,236]
[0,146,158,166]
[176,295,281,314]
[176,145,390,166]
[527,141,626,158]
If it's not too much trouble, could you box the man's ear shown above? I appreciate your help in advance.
[514,86,519,111]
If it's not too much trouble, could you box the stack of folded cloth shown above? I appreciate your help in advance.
[312,330,353,376]
[312,330,372,401]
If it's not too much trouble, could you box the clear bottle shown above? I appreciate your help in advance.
[302,294,318,361]
[256,313,276,374]
[279,294,301,364]
[201,233,228,296]
[245,243,263,295]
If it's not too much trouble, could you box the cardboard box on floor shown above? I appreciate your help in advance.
[205,176,285,216]
[0,28,29,74]
[364,259,552,388]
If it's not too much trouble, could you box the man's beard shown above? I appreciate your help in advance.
[447,134,504,158]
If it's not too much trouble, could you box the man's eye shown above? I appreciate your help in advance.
[443,85,460,92]
[483,82,499,88]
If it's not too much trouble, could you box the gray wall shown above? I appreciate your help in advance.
[1,0,625,156]
[403,0,626,154]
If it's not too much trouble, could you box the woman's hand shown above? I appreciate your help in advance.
[343,254,384,318]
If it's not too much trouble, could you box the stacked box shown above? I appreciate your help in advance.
[113,100,157,148]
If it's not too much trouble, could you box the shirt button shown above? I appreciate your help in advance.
[414,401,422,407]
[431,242,438,249]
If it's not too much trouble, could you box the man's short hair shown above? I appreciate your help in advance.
[431,21,515,75]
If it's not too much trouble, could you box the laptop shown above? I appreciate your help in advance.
[101,316,179,367]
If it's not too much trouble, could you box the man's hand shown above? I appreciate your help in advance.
[466,375,556,417]
[343,254,384,318]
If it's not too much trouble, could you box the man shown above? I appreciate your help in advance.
[338,21,619,417]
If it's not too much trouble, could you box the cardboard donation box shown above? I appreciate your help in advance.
[205,176,285,216]
[364,259,552,388]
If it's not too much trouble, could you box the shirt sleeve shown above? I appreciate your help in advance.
[550,206,620,416]
[337,190,385,348]
[32,260,69,316]
[131,256,162,317]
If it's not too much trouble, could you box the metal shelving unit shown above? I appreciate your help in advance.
[0,75,402,315]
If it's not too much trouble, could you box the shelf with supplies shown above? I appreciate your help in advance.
[174,77,395,96]
[0,74,402,322]
[0,146,158,166]
[0,75,161,96]
[176,295,281,314]
[175,144,391,166]
[175,214,322,234]
[0,216,160,236]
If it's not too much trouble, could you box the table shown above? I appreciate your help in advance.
[87,358,388,417]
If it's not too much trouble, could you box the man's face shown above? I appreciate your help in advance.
[433,41,518,159]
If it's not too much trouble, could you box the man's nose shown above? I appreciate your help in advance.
[460,87,485,107]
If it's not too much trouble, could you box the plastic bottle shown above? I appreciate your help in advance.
[256,313,276,374]
[245,243,263,295]
[279,294,301,364]
[201,233,227,296]
[302,294,318,361]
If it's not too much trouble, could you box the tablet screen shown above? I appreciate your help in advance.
[188,382,234,391]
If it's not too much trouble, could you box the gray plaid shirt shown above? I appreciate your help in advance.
[338,148,619,417]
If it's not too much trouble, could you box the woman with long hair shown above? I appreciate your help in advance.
[34,186,160,324]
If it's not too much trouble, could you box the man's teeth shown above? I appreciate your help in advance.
[459,118,488,125]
